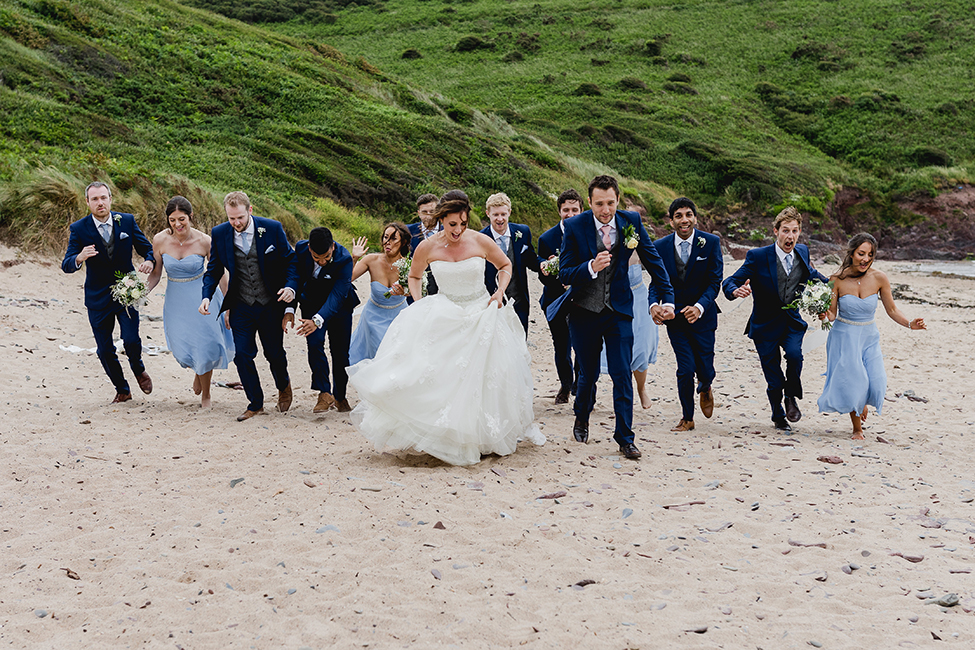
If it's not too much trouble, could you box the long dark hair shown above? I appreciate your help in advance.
[382,222,412,257]
[836,232,878,279]
[434,189,471,223]
[165,195,194,234]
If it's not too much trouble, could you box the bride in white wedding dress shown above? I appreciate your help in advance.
[347,191,544,466]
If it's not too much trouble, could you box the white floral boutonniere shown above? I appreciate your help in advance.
[257,227,266,237]
[697,236,706,248]
[514,230,522,241]
[113,213,121,224]
[622,224,639,249]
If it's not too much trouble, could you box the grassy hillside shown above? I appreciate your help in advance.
[0,0,589,249]
[261,0,974,235]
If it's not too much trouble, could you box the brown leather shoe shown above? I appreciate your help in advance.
[277,383,293,413]
[700,388,714,418]
[670,419,695,432]
[619,443,642,459]
[237,408,265,422]
[112,392,132,404]
[335,398,352,413]
[314,392,335,413]
[554,387,570,404]
[136,372,153,394]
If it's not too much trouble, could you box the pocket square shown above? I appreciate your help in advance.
[696,256,706,261]
[520,244,528,254]
[322,274,331,280]
[119,232,130,240]
[265,245,276,254]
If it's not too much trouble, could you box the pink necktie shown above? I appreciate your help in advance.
[600,225,612,250]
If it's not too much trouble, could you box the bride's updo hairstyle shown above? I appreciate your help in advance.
[434,189,471,223]
[836,232,878,279]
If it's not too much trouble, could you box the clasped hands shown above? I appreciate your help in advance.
[650,304,676,325]
[282,312,318,337]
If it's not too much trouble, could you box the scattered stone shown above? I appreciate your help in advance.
[431,569,441,580]
[433,521,446,530]
[315,525,339,533]
[789,539,827,549]
[849,563,860,570]
[229,478,245,488]
[751,502,760,511]
[924,593,959,607]
[663,500,705,509]
[808,641,823,648]
[706,521,733,532]
[841,564,853,574]
[491,468,506,477]
[573,579,596,588]
[650,603,667,610]
[889,551,924,563]
[908,615,918,623]
[613,463,623,469]
[685,625,707,634]
[876,435,891,444]
[287,588,297,595]
[360,487,381,492]
[861,550,871,557]
[537,490,567,499]
[720,606,732,615]
[303,479,316,488]
[34,609,48,618]
[622,508,633,519]
[817,455,843,464]
[60,568,80,580]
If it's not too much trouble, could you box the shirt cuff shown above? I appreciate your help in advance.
[285,307,295,315]
[587,260,597,279]
[693,303,704,315]
[76,258,82,269]
[312,314,324,329]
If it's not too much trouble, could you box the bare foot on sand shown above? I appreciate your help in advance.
[192,375,202,395]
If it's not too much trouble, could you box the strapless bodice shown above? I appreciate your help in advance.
[837,293,878,323]
[163,253,205,280]
[429,257,490,306]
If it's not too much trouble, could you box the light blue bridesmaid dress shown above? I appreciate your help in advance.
[162,254,234,375]
[348,281,408,365]
[817,293,886,415]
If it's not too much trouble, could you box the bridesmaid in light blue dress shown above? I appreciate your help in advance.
[600,252,659,408]
[348,222,411,365]
[817,233,926,439]
[146,196,234,408]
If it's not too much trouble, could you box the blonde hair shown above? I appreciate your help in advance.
[223,191,251,210]
[773,205,802,230]
[485,192,511,212]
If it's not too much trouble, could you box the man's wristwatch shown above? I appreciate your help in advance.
[311,314,324,329]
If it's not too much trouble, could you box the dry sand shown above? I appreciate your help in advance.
[1,243,973,648]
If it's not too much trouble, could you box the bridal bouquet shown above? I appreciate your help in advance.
[541,254,559,276]
[384,254,428,298]
[784,280,833,330]
[111,271,149,310]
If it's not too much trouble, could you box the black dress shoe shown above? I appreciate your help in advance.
[784,396,801,422]
[555,387,570,405]
[773,417,792,432]
[619,443,642,459]
[572,417,589,443]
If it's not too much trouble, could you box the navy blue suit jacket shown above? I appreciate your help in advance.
[293,241,360,323]
[407,222,439,297]
[648,230,723,331]
[202,216,298,313]
[481,223,540,304]
[722,243,828,340]
[557,210,674,317]
[61,212,154,314]
[537,222,566,311]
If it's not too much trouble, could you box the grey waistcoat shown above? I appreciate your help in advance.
[674,247,687,282]
[777,254,803,305]
[573,233,618,313]
[234,237,272,306]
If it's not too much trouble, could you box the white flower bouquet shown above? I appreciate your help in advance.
[111,271,149,310]
[541,254,559,276]
[385,254,428,298]
[784,280,833,330]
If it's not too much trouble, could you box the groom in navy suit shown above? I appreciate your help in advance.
[200,191,298,421]
[285,227,360,414]
[481,192,540,335]
[62,182,155,403]
[722,206,828,431]
[648,198,723,432]
[538,188,584,403]
[559,175,675,459]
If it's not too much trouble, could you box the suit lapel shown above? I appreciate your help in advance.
[254,218,265,272]
[683,230,700,277]
[767,246,779,291]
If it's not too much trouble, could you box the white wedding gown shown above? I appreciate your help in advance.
[347,256,544,465]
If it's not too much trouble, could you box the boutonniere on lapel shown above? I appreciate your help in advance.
[622,224,639,249]
[514,231,522,241]
[257,227,266,238]
[697,236,706,248]
[113,213,121,224]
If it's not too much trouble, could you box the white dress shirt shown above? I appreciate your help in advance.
[774,242,796,274]
[234,217,256,252]
[76,214,114,268]
[587,216,616,278]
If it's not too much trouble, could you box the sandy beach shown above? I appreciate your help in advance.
[1,243,972,648]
